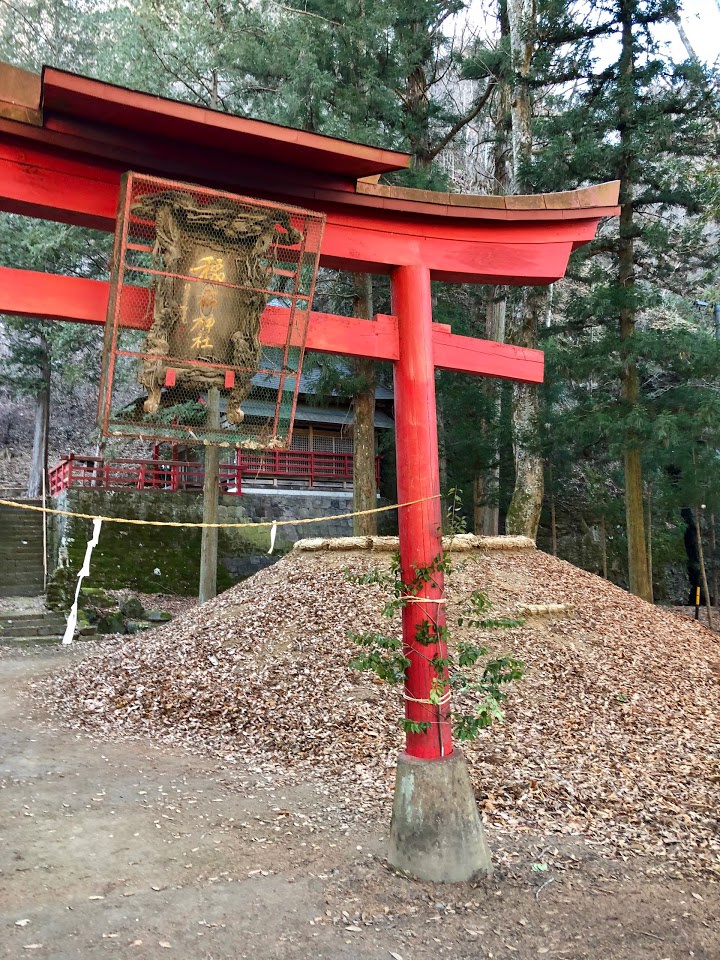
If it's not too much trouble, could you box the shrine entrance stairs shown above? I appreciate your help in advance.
[0,501,45,598]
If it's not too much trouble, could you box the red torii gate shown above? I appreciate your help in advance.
[0,62,619,880]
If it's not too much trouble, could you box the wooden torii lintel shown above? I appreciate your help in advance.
[0,266,544,383]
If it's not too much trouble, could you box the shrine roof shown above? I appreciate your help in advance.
[0,60,620,232]
[0,62,410,179]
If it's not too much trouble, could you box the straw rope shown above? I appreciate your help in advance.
[0,494,439,530]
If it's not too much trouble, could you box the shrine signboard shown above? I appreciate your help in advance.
[99,173,325,448]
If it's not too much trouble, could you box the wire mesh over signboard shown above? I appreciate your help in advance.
[98,173,325,448]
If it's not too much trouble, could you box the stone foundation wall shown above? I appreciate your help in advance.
[49,488,396,595]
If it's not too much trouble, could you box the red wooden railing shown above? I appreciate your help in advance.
[48,452,380,496]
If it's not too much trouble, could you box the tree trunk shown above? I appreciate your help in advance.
[646,487,654,603]
[506,374,544,537]
[711,513,718,606]
[505,0,545,540]
[352,273,378,535]
[548,467,557,557]
[437,394,449,498]
[624,447,650,599]
[670,12,699,60]
[696,508,713,629]
[506,284,546,537]
[27,333,50,499]
[507,0,533,189]
[473,474,484,534]
[480,19,512,535]
[481,285,507,536]
[617,5,651,601]
[601,516,608,579]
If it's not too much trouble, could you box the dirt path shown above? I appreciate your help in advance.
[1,647,718,960]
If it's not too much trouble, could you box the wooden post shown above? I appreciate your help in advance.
[199,388,221,605]
[391,264,452,760]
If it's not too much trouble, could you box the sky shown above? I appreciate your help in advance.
[461,0,720,66]
[655,0,720,64]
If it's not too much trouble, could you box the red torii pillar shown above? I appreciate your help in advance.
[392,266,453,758]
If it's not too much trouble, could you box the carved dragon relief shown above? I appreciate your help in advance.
[131,191,302,432]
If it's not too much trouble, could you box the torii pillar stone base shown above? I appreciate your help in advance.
[388,751,492,883]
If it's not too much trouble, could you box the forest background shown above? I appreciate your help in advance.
[0,0,719,605]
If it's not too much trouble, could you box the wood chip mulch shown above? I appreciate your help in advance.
[36,548,720,876]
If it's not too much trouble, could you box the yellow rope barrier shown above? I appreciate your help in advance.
[0,494,440,530]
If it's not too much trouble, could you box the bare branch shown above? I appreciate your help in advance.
[427,79,498,161]
[267,1,339,26]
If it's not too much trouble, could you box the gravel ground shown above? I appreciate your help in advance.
[5,649,719,960]
[37,543,720,878]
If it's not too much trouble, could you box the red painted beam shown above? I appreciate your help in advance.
[0,140,119,230]
[0,266,399,359]
[0,138,591,283]
[0,266,543,382]
[0,266,120,324]
[433,326,543,382]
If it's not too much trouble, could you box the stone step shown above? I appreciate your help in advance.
[0,636,64,647]
[1,556,43,564]
[0,515,43,525]
[0,527,44,535]
[0,584,45,593]
[0,529,43,536]
[0,520,43,526]
[0,521,42,528]
[0,521,43,527]
[0,613,66,627]
[0,541,44,548]
[0,587,45,596]
[0,623,64,639]
[1,567,44,577]
[0,541,42,559]
[0,548,44,557]
[0,523,42,543]
[2,585,46,591]
[0,515,43,523]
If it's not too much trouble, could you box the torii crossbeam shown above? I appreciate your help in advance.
[0,62,619,880]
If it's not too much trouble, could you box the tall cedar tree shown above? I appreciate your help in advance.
[504,0,550,539]
[529,0,718,598]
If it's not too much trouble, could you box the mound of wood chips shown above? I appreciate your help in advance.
[39,546,720,874]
